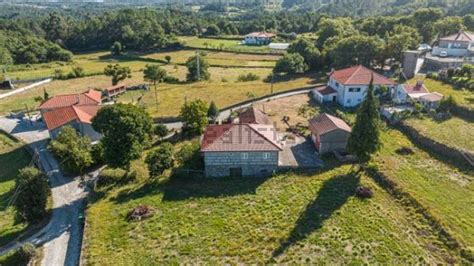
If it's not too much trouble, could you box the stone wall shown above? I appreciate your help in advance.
[204,151,278,177]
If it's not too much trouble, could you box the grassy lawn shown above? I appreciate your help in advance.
[409,77,474,109]
[0,131,31,247]
[375,128,474,249]
[179,36,277,54]
[404,116,474,151]
[6,49,280,80]
[84,163,452,264]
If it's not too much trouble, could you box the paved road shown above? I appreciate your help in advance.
[0,117,98,266]
[0,79,52,100]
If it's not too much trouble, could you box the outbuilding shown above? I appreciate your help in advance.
[308,113,351,154]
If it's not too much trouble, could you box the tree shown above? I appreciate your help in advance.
[111,41,123,56]
[327,35,383,68]
[385,25,421,62]
[71,66,85,78]
[145,143,174,178]
[41,12,68,45]
[205,24,221,36]
[0,47,13,65]
[14,167,49,223]
[287,38,322,70]
[315,17,355,48]
[347,77,381,165]
[464,14,474,31]
[207,101,220,122]
[412,8,443,42]
[154,123,169,139]
[104,64,132,85]
[273,53,306,74]
[48,126,93,175]
[180,99,208,135]
[186,55,210,82]
[143,64,167,109]
[165,55,172,64]
[92,104,153,169]
[434,17,465,37]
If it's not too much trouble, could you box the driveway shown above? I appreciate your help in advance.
[0,116,98,266]
[279,134,323,168]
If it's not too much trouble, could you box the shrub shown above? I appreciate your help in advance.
[163,75,179,84]
[145,143,174,178]
[127,204,155,221]
[96,168,130,187]
[176,142,202,168]
[14,167,49,223]
[237,73,260,82]
[165,55,171,64]
[91,142,105,165]
[395,147,415,155]
[355,186,374,199]
[154,124,169,139]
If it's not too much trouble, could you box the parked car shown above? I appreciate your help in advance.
[417,43,432,52]
[439,51,448,57]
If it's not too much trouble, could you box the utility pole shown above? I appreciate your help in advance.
[196,51,201,81]
[154,81,159,111]
[270,72,274,94]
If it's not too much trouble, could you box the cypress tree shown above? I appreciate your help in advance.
[347,75,381,165]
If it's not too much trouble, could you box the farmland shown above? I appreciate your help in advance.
[83,95,472,264]
[178,36,277,54]
[0,131,31,247]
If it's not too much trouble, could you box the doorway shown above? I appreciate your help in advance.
[229,167,242,177]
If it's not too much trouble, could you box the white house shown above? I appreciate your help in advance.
[244,32,276,45]
[432,30,474,57]
[393,80,429,104]
[312,65,398,107]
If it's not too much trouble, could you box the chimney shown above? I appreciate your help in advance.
[416,80,423,87]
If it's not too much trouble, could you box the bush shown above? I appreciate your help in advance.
[154,124,169,139]
[91,142,105,165]
[237,73,260,82]
[96,168,130,187]
[127,204,155,221]
[163,75,180,84]
[14,167,49,223]
[355,186,374,199]
[145,143,174,178]
[176,142,202,168]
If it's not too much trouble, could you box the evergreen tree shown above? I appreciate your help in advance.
[347,76,381,165]
[207,101,219,122]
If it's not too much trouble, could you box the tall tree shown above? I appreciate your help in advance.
[434,16,465,37]
[110,41,123,56]
[104,64,132,85]
[287,38,322,70]
[143,64,167,110]
[347,77,381,165]
[180,99,208,135]
[92,104,153,169]
[14,167,49,223]
[145,142,174,178]
[207,101,220,123]
[327,35,383,68]
[385,25,421,62]
[273,53,306,74]
[186,54,210,82]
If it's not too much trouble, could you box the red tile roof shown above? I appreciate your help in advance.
[420,92,443,102]
[402,81,428,94]
[201,123,282,152]
[313,85,337,95]
[238,107,272,125]
[439,30,474,42]
[39,90,101,110]
[329,65,396,86]
[42,105,101,131]
[245,32,276,38]
[105,84,126,92]
[308,113,351,136]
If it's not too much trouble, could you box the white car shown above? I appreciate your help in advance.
[439,51,448,57]
[417,43,432,52]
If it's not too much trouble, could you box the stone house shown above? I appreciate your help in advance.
[311,65,398,107]
[39,90,102,141]
[200,123,282,177]
[308,113,352,154]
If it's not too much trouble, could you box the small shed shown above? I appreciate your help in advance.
[308,113,351,154]
[311,86,337,104]
[104,84,127,100]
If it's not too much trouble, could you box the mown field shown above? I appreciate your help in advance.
[0,131,31,247]
[7,50,280,81]
[178,36,276,54]
[83,95,472,264]
[408,77,474,109]
[1,64,323,118]
[404,116,474,151]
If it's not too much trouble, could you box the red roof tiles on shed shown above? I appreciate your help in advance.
[329,65,396,86]
[308,113,351,136]
[313,85,337,95]
[201,124,282,152]
[238,107,272,125]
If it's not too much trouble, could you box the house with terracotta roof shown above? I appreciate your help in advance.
[39,90,102,141]
[244,32,276,45]
[432,30,474,57]
[312,65,398,107]
[104,83,127,101]
[236,106,272,125]
[201,123,282,177]
[393,80,429,104]
[308,113,351,154]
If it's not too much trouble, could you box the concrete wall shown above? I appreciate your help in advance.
[432,46,469,57]
[311,90,337,103]
[204,151,279,177]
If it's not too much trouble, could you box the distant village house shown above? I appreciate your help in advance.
[244,32,276,45]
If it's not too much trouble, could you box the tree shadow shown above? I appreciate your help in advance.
[97,54,167,65]
[271,169,360,259]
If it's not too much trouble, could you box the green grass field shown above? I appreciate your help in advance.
[409,77,474,109]
[6,50,280,80]
[179,36,277,54]
[0,131,31,247]
[404,116,474,151]
[82,98,472,263]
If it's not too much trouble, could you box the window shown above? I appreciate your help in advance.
[335,82,339,88]
[349,88,361,92]
[263,152,270,159]
[347,99,351,103]
[241,153,248,160]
